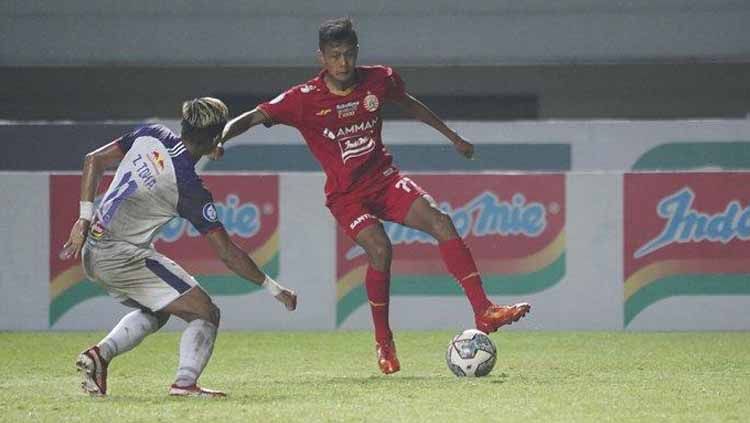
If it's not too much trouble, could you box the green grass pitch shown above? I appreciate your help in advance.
[1,331,749,422]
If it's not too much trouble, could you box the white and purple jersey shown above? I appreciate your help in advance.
[91,124,222,247]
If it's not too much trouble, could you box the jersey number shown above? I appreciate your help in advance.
[99,171,137,225]
[395,177,417,193]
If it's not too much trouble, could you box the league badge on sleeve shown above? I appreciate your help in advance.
[203,203,218,222]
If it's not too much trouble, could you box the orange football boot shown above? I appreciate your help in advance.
[475,302,531,334]
[376,339,400,375]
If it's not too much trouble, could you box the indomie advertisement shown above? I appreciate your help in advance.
[336,174,566,325]
[624,173,750,326]
[49,175,279,326]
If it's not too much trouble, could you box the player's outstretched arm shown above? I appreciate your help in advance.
[390,93,474,159]
[60,140,124,260]
[205,227,297,311]
[222,108,271,142]
[208,108,272,162]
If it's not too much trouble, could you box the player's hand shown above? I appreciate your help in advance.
[208,143,224,161]
[275,288,297,311]
[452,136,475,159]
[59,218,91,260]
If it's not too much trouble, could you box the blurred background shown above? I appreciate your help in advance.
[2,1,750,332]
[2,0,749,122]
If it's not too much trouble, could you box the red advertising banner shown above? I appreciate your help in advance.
[336,174,566,325]
[624,172,750,326]
[49,174,279,326]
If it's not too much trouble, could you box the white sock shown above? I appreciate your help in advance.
[97,310,160,362]
[174,319,218,387]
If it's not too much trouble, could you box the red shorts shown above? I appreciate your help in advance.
[327,171,428,239]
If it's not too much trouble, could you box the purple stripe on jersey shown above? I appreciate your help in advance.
[118,124,181,153]
[145,258,192,294]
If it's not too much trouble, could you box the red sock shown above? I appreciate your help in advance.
[439,238,492,315]
[365,266,392,344]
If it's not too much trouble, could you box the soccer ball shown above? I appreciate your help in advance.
[445,329,497,377]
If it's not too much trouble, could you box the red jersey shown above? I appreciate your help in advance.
[258,65,407,200]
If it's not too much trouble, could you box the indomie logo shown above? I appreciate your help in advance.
[158,194,262,242]
[634,187,750,258]
[346,191,548,259]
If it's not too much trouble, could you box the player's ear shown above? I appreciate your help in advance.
[317,49,324,66]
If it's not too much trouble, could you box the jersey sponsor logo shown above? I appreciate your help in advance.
[202,203,218,222]
[364,93,379,112]
[323,128,336,140]
[332,117,379,139]
[349,213,376,230]
[340,136,376,163]
[147,151,165,173]
[316,108,332,116]
[336,101,360,118]
[324,117,380,162]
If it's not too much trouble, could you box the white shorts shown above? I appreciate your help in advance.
[82,239,199,312]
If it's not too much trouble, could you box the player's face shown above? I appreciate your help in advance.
[319,42,358,85]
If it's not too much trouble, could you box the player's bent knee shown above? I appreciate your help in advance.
[154,311,170,329]
[432,212,457,239]
[207,303,221,327]
[365,242,392,267]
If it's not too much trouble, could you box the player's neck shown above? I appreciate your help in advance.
[181,141,202,164]
[324,72,358,96]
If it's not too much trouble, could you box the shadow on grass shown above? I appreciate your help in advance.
[273,373,511,386]
[101,394,291,404]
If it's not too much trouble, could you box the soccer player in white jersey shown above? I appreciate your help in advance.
[60,97,297,397]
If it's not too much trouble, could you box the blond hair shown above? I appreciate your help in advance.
[181,97,228,129]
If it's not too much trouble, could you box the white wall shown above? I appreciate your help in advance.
[3,0,749,65]
[0,173,50,330]
[3,118,750,331]
[3,170,750,331]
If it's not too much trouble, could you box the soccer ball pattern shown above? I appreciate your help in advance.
[445,329,497,377]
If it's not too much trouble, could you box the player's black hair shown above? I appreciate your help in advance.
[319,17,358,51]
[180,120,225,150]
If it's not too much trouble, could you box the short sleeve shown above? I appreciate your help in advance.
[116,125,172,154]
[176,178,224,235]
[384,67,407,100]
[116,129,139,154]
[257,87,304,127]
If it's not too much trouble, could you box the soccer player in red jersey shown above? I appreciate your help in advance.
[220,17,530,374]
